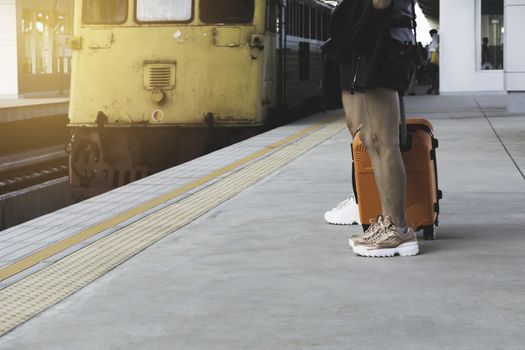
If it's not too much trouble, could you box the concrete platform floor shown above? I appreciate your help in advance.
[1,94,524,349]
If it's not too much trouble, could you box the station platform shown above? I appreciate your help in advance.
[1,94,524,349]
[0,97,69,123]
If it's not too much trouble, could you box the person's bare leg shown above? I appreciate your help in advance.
[345,88,417,257]
[341,90,364,137]
[339,89,406,228]
[359,88,406,227]
[324,90,365,226]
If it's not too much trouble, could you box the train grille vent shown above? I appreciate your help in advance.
[144,62,176,90]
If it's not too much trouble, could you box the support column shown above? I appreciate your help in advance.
[0,0,18,97]
[505,0,525,112]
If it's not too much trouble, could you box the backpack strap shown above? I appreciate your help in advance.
[411,0,417,44]
[390,18,415,28]
[399,0,415,148]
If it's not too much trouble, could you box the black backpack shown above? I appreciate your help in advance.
[321,0,419,92]
[321,0,392,64]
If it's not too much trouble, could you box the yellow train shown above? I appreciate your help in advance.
[67,0,337,197]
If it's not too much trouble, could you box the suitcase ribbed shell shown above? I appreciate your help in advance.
[352,119,439,231]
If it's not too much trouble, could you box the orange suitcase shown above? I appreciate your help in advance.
[351,118,442,240]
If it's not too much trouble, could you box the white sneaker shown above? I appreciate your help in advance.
[324,195,361,225]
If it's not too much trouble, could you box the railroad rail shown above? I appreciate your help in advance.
[0,146,68,195]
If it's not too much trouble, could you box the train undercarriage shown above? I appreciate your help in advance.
[67,124,259,199]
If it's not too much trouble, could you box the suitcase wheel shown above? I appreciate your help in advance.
[423,226,436,240]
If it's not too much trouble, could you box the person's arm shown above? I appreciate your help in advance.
[372,0,392,10]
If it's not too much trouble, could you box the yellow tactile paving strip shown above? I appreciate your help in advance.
[0,118,334,283]
[0,116,345,336]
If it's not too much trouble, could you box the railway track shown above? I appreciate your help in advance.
[0,146,68,196]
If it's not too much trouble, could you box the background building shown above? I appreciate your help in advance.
[440,0,505,93]
[0,0,19,96]
[1,0,525,110]
[0,0,74,97]
[437,0,525,110]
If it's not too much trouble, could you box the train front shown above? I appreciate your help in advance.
[68,0,277,198]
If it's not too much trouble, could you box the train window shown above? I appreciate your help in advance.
[136,0,193,22]
[292,1,298,36]
[82,0,128,24]
[286,1,292,35]
[200,0,254,24]
[311,8,317,39]
[293,1,299,36]
[266,0,278,33]
[286,1,293,36]
[299,42,310,80]
[323,13,330,40]
[300,3,306,37]
[316,11,322,40]
[304,6,311,39]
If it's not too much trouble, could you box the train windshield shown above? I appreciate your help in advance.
[82,0,128,24]
[136,0,193,22]
[200,0,254,24]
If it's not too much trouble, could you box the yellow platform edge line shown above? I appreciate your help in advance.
[0,114,341,282]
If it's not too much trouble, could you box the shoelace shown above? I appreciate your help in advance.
[366,217,403,243]
[333,197,352,210]
[363,218,389,242]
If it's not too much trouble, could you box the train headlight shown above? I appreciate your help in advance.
[151,110,165,122]
[151,88,166,103]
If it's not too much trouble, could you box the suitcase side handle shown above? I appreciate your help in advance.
[431,136,442,225]
[351,142,358,205]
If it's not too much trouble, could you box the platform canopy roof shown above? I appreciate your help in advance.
[419,0,504,21]
[318,0,440,21]
[418,0,439,21]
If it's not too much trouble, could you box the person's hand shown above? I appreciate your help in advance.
[372,0,392,10]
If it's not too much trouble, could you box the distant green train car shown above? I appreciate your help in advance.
[67,0,336,197]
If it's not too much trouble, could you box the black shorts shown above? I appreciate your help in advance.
[340,38,416,92]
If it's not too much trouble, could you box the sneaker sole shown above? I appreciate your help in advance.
[326,220,360,226]
[348,238,363,248]
[352,241,419,258]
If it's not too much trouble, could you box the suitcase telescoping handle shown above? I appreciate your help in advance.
[399,0,416,149]
[399,94,409,150]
